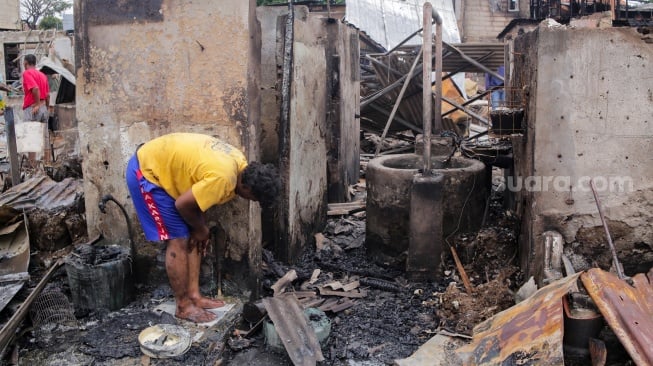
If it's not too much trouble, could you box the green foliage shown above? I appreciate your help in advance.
[38,15,62,29]
[21,0,72,30]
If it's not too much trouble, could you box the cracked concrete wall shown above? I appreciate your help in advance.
[74,0,261,274]
[512,26,653,284]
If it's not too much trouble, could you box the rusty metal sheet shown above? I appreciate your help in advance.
[0,219,29,276]
[0,218,29,313]
[395,334,464,366]
[0,176,83,211]
[262,296,325,366]
[581,268,653,366]
[456,273,582,365]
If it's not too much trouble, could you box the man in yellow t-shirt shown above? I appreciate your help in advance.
[126,133,280,323]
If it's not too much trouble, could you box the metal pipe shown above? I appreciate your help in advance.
[433,7,443,135]
[361,70,413,108]
[368,103,423,133]
[445,43,503,81]
[374,46,423,156]
[99,194,137,257]
[423,2,433,174]
[5,107,20,186]
[590,179,625,280]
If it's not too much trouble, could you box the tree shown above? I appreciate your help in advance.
[21,0,71,30]
[38,15,62,30]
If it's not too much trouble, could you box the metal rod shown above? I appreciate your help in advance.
[368,104,423,133]
[423,3,433,174]
[441,95,489,125]
[442,51,495,82]
[433,7,443,135]
[0,259,64,355]
[442,87,494,117]
[374,46,423,157]
[361,71,412,108]
[370,49,491,126]
[5,107,20,186]
[445,43,504,81]
[590,179,625,280]
[384,27,424,56]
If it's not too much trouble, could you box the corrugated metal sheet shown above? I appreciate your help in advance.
[442,43,506,73]
[392,43,506,73]
[263,295,325,365]
[345,0,461,50]
[582,268,653,366]
[455,273,582,365]
[0,176,83,211]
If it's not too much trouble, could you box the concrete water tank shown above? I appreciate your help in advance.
[366,154,488,261]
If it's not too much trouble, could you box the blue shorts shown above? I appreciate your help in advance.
[126,155,190,241]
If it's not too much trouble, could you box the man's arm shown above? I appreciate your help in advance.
[31,86,41,110]
[0,83,10,92]
[175,189,210,251]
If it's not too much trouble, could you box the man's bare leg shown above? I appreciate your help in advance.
[187,245,225,309]
[166,238,215,323]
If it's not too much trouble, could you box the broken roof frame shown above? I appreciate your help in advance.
[361,29,505,150]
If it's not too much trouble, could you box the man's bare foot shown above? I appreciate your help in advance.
[176,305,216,323]
[191,296,225,309]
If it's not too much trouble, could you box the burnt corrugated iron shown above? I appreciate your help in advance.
[582,268,653,366]
[455,273,582,365]
[0,176,83,211]
[262,295,325,366]
[393,43,506,73]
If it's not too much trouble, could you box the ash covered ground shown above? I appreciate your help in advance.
[221,187,522,365]
[2,185,523,366]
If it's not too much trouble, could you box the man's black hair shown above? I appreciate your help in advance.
[24,54,37,66]
[241,162,281,209]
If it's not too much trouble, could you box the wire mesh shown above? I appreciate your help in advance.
[489,87,526,136]
[29,286,77,328]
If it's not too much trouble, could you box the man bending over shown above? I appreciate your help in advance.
[126,133,280,323]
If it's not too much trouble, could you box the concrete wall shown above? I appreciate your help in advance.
[0,0,20,30]
[462,0,519,42]
[259,6,360,261]
[279,6,329,261]
[512,26,653,284]
[326,22,360,203]
[74,0,261,275]
[258,7,287,165]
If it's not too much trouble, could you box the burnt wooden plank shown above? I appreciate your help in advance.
[318,288,367,298]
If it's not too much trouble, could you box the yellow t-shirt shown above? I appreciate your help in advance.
[136,133,248,212]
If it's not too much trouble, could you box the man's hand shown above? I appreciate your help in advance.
[176,189,211,255]
[189,225,210,255]
[32,101,41,114]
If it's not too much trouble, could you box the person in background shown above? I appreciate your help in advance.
[126,133,281,323]
[22,54,49,122]
[485,65,505,109]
